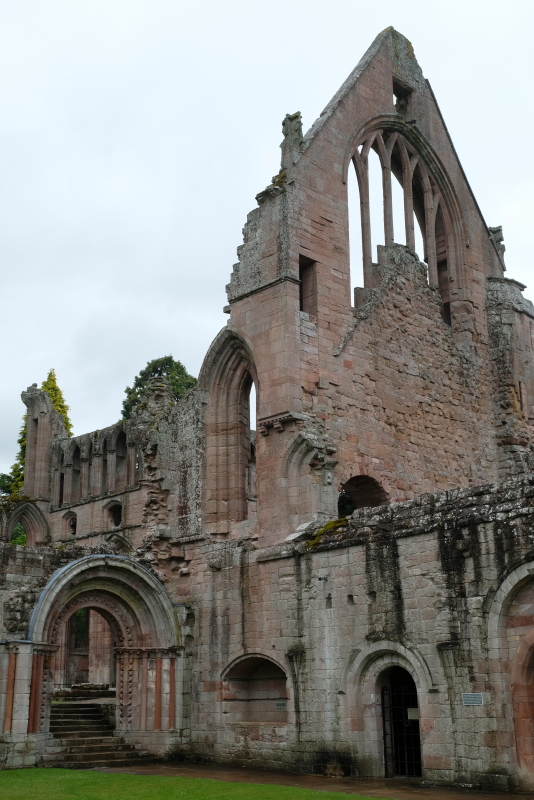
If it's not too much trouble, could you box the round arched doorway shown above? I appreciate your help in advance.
[380,666,422,777]
[25,555,182,742]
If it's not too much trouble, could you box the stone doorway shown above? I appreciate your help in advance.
[381,666,422,778]
[53,607,115,700]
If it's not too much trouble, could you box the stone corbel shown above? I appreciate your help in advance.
[258,412,308,437]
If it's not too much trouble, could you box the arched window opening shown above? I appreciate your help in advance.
[108,503,122,528]
[64,512,77,537]
[409,163,427,264]
[380,666,422,777]
[244,378,257,520]
[435,207,451,325]
[101,439,108,495]
[58,452,65,507]
[10,521,26,546]
[223,657,288,724]
[203,332,259,532]
[368,146,385,263]
[338,475,389,515]
[115,431,127,492]
[348,161,364,297]
[71,446,81,504]
[350,129,456,305]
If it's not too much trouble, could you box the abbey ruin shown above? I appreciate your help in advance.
[2,27,534,790]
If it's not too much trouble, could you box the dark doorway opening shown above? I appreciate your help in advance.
[381,666,422,777]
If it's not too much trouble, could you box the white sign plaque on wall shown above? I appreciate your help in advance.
[462,692,483,706]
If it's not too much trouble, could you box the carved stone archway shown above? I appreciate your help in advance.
[23,555,182,741]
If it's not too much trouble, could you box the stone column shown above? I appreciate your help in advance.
[27,652,43,733]
[9,641,33,737]
[154,655,162,730]
[90,453,102,497]
[63,463,73,505]
[168,655,176,730]
[2,645,18,734]
[126,443,136,488]
[140,652,148,730]
[80,457,89,500]
[106,450,116,494]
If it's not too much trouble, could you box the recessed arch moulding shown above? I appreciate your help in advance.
[0,555,184,762]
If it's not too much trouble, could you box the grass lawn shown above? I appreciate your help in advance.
[0,769,386,800]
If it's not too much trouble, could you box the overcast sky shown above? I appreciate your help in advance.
[1,0,532,473]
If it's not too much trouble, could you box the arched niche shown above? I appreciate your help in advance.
[222,655,288,725]
[285,431,338,531]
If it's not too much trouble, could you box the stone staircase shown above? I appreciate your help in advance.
[41,703,154,769]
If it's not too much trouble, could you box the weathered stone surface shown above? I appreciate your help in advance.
[2,26,534,791]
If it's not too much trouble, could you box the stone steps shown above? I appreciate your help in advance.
[43,701,154,769]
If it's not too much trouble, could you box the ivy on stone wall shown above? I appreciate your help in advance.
[122,355,197,419]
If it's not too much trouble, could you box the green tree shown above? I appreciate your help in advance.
[122,355,197,419]
[41,368,73,435]
[10,522,26,546]
[3,369,72,496]
[0,473,12,495]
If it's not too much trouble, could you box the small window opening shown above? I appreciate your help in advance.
[347,594,354,605]
[393,80,412,117]
[68,515,77,535]
[299,255,318,317]
[11,522,26,546]
[59,472,65,506]
[338,475,389,515]
[326,593,333,609]
[109,504,122,528]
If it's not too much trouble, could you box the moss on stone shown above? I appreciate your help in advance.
[307,518,348,549]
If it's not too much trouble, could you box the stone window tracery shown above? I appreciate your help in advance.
[349,126,454,320]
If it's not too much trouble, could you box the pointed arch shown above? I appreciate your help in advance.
[199,328,259,532]
[7,502,49,546]
[342,115,467,302]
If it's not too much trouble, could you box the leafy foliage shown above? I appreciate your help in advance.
[0,473,12,495]
[3,369,72,496]
[10,522,26,546]
[122,355,197,419]
[337,489,356,517]
[41,368,73,435]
